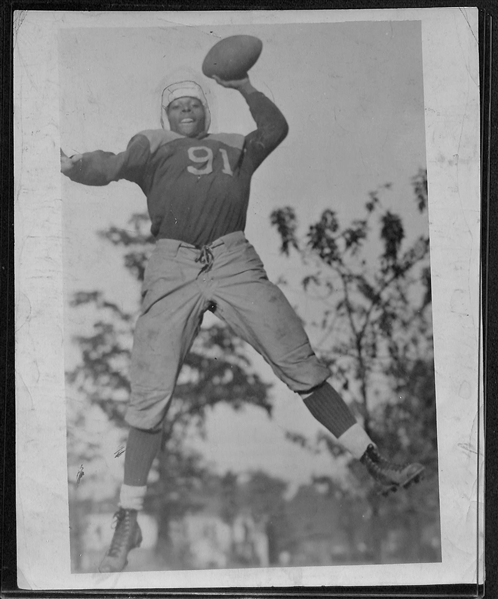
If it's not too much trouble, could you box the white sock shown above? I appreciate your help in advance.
[338,423,373,460]
[119,484,147,511]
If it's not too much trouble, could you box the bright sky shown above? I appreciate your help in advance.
[60,19,427,490]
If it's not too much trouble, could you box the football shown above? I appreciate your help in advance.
[202,35,263,81]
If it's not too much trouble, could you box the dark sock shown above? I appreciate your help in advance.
[123,427,162,486]
[303,382,357,438]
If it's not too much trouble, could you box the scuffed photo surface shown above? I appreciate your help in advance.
[15,9,481,590]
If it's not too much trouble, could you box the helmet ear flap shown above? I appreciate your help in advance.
[202,104,211,134]
[160,105,169,130]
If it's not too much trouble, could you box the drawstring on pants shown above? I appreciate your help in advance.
[195,245,215,275]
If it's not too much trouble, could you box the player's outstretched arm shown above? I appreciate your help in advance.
[59,138,150,187]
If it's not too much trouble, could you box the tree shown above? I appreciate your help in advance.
[270,170,440,563]
[217,470,290,566]
[66,212,274,568]
[241,470,290,564]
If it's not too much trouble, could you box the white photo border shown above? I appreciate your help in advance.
[14,8,482,591]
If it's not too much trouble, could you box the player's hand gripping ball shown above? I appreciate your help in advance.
[202,35,263,81]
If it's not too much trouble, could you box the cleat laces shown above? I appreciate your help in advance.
[370,450,409,472]
[99,508,142,573]
[107,509,135,557]
[361,444,425,492]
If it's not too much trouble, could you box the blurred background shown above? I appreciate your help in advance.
[60,18,441,572]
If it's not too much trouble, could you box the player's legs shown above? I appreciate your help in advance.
[212,245,362,439]
[211,240,361,439]
[125,240,213,431]
[116,284,205,497]
[100,241,208,573]
[211,237,424,493]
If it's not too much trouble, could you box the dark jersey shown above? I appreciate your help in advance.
[67,91,288,246]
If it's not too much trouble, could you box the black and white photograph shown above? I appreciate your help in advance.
[14,8,482,591]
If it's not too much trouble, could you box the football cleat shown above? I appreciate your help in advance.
[360,444,425,497]
[99,508,142,573]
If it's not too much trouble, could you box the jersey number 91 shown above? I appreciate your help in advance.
[187,146,234,177]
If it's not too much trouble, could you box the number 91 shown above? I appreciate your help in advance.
[187,146,233,177]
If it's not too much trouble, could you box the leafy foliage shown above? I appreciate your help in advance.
[269,206,299,256]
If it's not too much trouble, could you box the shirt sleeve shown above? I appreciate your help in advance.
[65,134,151,187]
[242,91,289,172]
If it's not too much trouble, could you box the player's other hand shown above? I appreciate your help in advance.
[60,149,83,175]
[212,74,250,90]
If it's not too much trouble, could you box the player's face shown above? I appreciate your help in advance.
[167,97,206,137]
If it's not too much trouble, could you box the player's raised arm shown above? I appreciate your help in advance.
[213,74,289,171]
